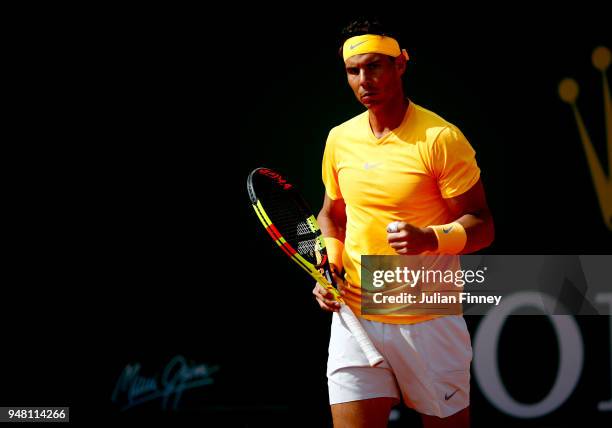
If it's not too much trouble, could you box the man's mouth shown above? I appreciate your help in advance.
[361,92,378,101]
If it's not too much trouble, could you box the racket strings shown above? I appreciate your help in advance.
[259,184,319,264]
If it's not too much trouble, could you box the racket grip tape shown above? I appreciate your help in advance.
[338,304,385,367]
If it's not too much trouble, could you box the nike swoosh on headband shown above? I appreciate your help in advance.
[350,40,368,49]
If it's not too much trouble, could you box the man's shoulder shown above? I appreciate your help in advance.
[409,102,465,144]
[411,102,454,129]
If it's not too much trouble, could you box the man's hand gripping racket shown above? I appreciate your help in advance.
[247,167,384,367]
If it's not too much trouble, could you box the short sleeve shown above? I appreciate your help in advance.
[431,125,481,198]
[322,130,343,200]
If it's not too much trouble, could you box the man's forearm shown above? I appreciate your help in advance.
[317,212,346,242]
[455,211,495,253]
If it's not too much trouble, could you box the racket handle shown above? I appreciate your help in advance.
[338,304,384,367]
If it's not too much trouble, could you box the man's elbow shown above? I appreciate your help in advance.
[483,214,495,248]
[317,209,329,225]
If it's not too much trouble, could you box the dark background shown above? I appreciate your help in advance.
[2,5,610,427]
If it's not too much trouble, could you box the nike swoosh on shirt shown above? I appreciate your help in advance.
[442,226,454,234]
[364,162,383,170]
[350,40,368,49]
[444,389,459,400]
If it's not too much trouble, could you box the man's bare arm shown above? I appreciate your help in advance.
[317,193,347,242]
[444,179,495,253]
[313,193,347,312]
[387,179,495,254]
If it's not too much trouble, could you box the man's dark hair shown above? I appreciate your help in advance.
[337,17,402,57]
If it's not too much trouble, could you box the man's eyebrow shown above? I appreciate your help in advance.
[346,58,383,68]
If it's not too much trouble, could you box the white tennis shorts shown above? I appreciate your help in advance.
[327,313,472,418]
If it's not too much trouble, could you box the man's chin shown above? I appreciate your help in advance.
[362,99,382,110]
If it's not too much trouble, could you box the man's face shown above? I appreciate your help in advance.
[344,53,405,110]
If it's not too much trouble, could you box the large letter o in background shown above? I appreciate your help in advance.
[473,292,584,418]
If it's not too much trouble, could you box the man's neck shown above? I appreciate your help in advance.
[368,96,409,139]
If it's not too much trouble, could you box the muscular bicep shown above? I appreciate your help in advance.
[444,179,490,219]
[443,178,495,252]
[317,194,347,240]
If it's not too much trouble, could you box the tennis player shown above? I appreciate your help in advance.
[312,17,495,428]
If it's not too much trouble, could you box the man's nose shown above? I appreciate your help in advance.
[359,69,371,86]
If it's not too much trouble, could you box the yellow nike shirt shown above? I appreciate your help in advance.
[322,101,480,324]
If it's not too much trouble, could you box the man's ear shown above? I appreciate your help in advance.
[395,55,407,75]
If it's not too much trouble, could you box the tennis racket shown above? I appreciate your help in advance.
[247,167,384,367]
